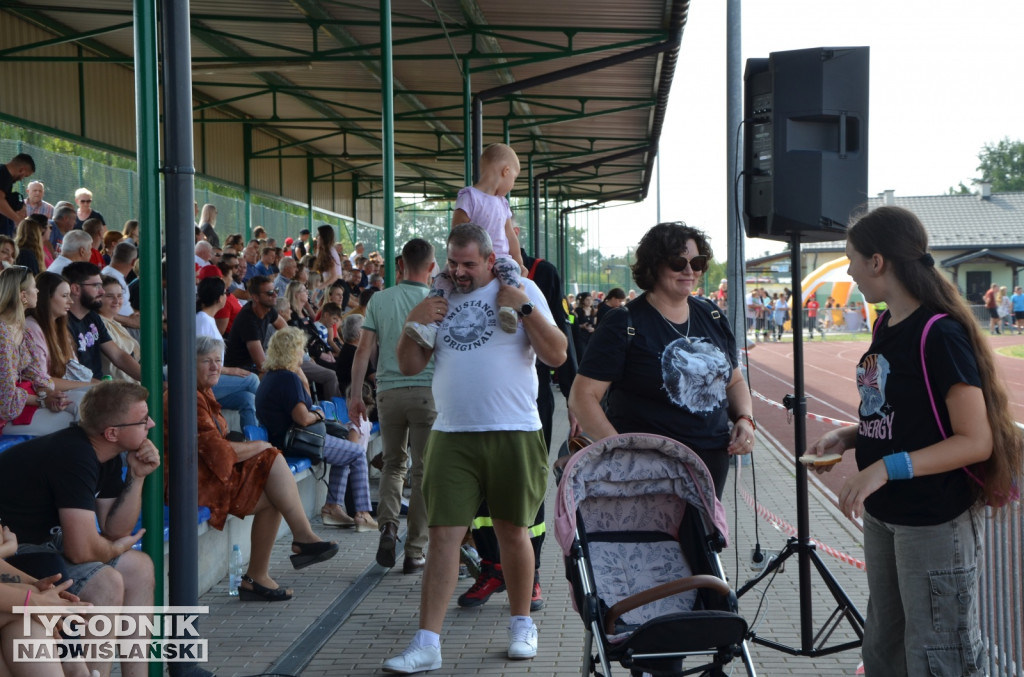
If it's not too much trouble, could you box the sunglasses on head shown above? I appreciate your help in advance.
[665,255,708,273]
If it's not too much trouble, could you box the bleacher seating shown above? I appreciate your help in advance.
[1,415,381,597]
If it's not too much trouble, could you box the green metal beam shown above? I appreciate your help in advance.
[381,0,395,280]
[0,21,133,57]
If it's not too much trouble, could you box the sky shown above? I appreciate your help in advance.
[584,0,1024,260]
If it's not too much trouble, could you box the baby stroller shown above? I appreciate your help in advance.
[554,433,756,676]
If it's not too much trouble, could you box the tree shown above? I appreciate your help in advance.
[976,137,1024,192]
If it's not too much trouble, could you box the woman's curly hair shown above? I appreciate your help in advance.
[630,222,713,291]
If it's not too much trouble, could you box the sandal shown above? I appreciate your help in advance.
[238,575,292,602]
[290,540,339,570]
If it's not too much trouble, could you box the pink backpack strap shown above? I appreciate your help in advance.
[871,310,888,343]
[919,313,948,439]
[919,313,988,490]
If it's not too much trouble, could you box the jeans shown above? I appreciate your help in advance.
[212,372,259,430]
[376,386,436,558]
[862,509,985,677]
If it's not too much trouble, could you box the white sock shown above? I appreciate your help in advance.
[411,629,440,649]
[509,615,533,631]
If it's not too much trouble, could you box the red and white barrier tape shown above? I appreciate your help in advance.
[751,389,856,428]
[738,485,866,570]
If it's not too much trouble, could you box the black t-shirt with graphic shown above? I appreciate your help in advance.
[856,307,981,525]
[67,309,112,379]
[0,426,123,545]
[579,293,738,455]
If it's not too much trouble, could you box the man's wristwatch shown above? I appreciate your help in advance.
[518,302,535,317]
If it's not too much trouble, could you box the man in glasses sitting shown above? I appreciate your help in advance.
[0,381,159,677]
[64,262,142,382]
[224,275,286,374]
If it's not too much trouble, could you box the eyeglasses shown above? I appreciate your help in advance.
[261,289,278,296]
[80,281,104,289]
[665,255,708,273]
[110,416,152,429]
[80,199,92,204]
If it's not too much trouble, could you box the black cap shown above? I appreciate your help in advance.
[299,228,311,235]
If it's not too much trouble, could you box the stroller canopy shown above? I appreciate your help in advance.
[554,433,729,556]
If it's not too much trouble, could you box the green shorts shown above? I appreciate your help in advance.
[422,429,548,528]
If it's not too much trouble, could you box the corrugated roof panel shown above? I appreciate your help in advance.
[0,0,688,205]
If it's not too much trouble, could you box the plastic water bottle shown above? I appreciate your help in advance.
[228,545,243,596]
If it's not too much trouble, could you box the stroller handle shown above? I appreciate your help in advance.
[604,574,731,636]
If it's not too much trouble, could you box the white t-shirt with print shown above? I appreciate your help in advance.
[431,277,553,433]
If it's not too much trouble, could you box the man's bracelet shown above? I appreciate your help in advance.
[883,452,914,481]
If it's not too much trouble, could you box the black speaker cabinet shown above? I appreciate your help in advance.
[743,47,869,242]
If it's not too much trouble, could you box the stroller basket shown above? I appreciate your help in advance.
[555,433,756,677]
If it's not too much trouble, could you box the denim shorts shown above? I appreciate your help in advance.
[15,528,120,597]
[862,508,985,676]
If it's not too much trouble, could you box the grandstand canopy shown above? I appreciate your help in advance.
[1,0,687,209]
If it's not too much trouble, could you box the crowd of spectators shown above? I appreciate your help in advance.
[0,152,403,653]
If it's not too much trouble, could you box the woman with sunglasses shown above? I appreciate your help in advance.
[569,222,755,497]
[0,266,74,435]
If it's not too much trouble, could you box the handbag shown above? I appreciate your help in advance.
[283,420,327,464]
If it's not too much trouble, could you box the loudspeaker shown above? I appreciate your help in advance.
[743,46,869,242]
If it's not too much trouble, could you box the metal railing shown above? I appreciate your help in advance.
[981,501,1023,677]
[1,137,383,253]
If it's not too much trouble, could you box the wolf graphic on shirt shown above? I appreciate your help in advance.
[660,337,731,413]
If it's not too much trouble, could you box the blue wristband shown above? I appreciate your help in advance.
[883,452,914,481]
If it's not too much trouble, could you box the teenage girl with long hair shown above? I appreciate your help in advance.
[313,224,341,289]
[810,205,1022,676]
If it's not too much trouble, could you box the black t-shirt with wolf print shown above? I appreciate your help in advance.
[579,294,738,461]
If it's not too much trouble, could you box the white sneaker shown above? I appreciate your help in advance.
[403,321,437,349]
[382,644,442,673]
[498,306,519,334]
[507,620,538,659]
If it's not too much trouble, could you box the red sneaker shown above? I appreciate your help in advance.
[530,580,544,612]
[457,562,505,607]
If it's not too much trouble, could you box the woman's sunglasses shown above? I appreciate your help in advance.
[665,255,708,273]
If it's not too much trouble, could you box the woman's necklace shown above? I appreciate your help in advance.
[651,299,691,342]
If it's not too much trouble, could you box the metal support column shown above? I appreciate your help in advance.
[472,96,483,184]
[528,154,537,252]
[160,3,200,676]
[243,124,253,239]
[132,4,162,667]
[543,179,549,259]
[462,57,472,185]
[351,175,359,249]
[726,0,746,345]
[306,158,315,235]
[381,0,395,286]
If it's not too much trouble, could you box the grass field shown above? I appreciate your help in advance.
[996,343,1024,359]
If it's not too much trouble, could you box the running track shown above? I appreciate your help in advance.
[744,332,1024,498]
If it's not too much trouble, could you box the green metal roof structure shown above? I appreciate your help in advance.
[0,2,690,649]
[2,0,688,218]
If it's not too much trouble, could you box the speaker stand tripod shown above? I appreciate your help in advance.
[736,233,865,657]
